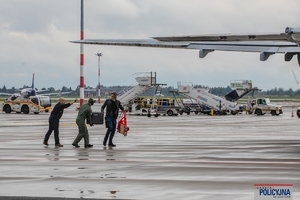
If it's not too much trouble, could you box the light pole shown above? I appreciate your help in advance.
[95,52,103,103]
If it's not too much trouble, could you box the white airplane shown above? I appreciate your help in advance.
[71,27,300,66]
[0,74,72,98]
[0,73,41,98]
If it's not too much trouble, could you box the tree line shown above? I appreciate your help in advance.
[1,84,300,97]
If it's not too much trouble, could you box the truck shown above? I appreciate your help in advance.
[248,98,282,116]
[2,95,52,114]
[129,97,179,116]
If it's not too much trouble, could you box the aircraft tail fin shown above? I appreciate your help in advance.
[31,73,35,89]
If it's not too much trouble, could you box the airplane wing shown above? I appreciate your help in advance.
[0,93,13,96]
[41,91,73,96]
[70,27,300,65]
[36,90,48,94]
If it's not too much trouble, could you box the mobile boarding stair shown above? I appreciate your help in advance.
[177,80,254,115]
[177,82,241,115]
[118,72,156,108]
[169,90,202,115]
[225,80,253,102]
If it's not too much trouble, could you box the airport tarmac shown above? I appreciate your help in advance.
[0,104,299,200]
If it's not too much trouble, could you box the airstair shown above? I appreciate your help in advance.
[177,82,241,115]
[118,72,156,106]
[225,80,253,102]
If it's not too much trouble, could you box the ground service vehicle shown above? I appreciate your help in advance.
[249,98,282,116]
[2,95,52,114]
[130,97,179,116]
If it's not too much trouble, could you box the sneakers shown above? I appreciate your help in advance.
[85,144,93,148]
[72,144,80,148]
[43,141,48,146]
[108,144,116,147]
[55,144,63,147]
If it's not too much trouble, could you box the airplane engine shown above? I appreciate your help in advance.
[285,27,300,34]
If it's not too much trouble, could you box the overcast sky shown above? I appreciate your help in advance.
[1,0,300,91]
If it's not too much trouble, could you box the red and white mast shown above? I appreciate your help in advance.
[79,0,84,105]
[95,53,103,103]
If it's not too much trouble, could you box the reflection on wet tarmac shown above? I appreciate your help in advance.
[45,149,60,161]
[0,105,299,200]
[105,148,116,161]
[77,151,89,161]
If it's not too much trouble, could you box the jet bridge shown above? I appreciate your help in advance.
[177,82,241,115]
[118,72,156,106]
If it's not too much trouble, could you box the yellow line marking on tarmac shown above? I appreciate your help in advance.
[60,123,77,126]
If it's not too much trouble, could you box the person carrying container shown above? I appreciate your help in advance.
[72,98,95,148]
[101,92,124,147]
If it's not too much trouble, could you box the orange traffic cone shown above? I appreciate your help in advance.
[291,111,294,117]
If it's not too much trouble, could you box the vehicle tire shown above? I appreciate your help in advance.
[180,111,183,115]
[271,110,276,116]
[174,114,178,116]
[167,110,173,116]
[155,114,159,117]
[34,112,39,114]
[45,110,49,113]
[21,105,29,114]
[194,111,198,115]
[186,112,190,115]
[256,109,262,116]
[147,114,151,118]
[3,104,11,114]
[297,110,300,118]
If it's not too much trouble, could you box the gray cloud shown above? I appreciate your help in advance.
[0,0,299,91]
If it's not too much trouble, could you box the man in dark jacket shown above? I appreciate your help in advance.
[72,98,95,148]
[101,92,124,147]
[43,97,77,147]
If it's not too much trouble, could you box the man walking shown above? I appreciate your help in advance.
[72,98,95,148]
[101,92,124,147]
[43,97,77,147]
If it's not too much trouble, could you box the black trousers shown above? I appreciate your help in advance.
[44,119,60,144]
[104,116,117,145]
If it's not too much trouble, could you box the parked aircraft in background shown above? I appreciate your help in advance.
[71,27,300,66]
[0,74,41,98]
[0,74,71,98]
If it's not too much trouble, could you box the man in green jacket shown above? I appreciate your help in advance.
[72,98,95,148]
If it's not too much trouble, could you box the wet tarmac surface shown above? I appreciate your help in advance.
[0,104,299,200]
